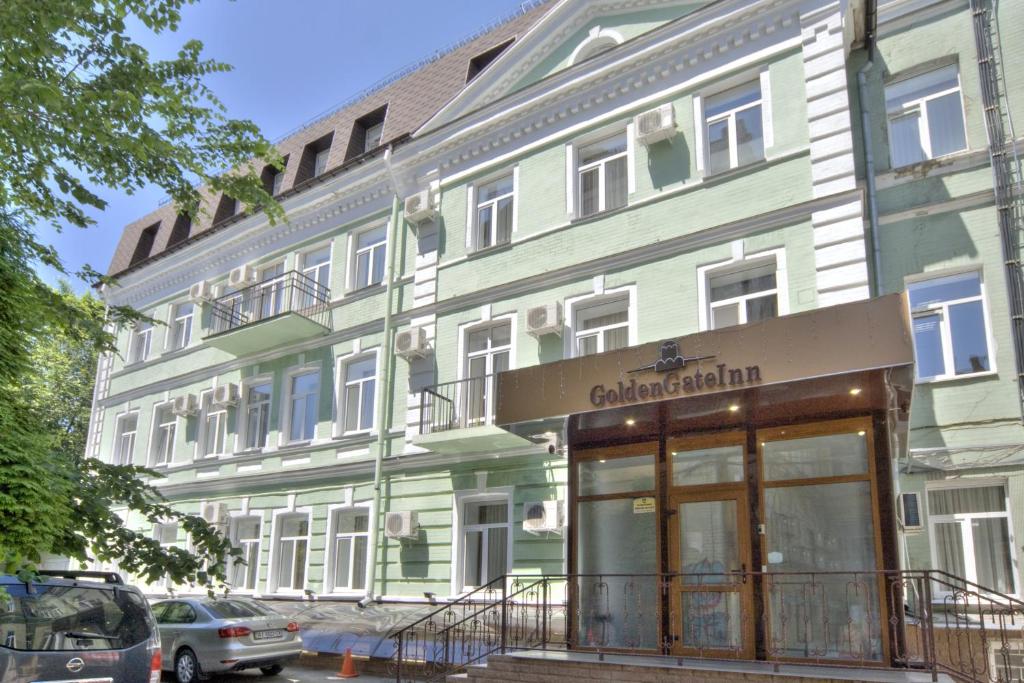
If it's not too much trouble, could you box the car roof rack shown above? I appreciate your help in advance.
[34,570,125,585]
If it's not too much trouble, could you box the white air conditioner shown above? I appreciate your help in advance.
[523,501,564,534]
[188,280,212,303]
[395,326,431,360]
[384,511,418,539]
[200,502,227,526]
[634,103,677,145]
[227,264,257,288]
[403,189,437,224]
[171,393,198,417]
[211,383,240,408]
[526,303,563,337]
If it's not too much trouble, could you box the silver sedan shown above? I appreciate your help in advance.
[152,597,302,683]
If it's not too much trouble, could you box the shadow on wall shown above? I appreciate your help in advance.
[646,129,691,189]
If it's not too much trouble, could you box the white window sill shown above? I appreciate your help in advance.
[915,370,997,385]
[278,440,312,450]
[891,147,971,173]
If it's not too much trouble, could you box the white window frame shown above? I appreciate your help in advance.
[313,148,330,178]
[564,285,638,359]
[465,167,519,253]
[324,499,373,594]
[148,402,177,467]
[196,389,228,459]
[281,365,321,446]
[299,241,333,301]
[450,488,514,596]
[364,122,384,153]
[347,223,389,292]
[271,169,285,196]
[167,302,194,352]
[127,322,153,364]
[905,269,996,384]
[695,69,771,176]
[153,521,179,592]
[926,479,1019,597]
[886,64,968,169]
[456,313,517,428]
[899,492,923,531]
[335,349,379,437]
[227,513,263,593]
[268,508,312,595]
[697,246,789,331]
[237,375,273,452]
[113,411,139,466]
[571,129,631,219]
[255,260,287,320]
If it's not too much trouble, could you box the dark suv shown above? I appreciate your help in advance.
[0,570,161,682]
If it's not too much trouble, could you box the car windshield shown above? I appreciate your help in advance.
[0,583,151,651]
[203,599,276,619]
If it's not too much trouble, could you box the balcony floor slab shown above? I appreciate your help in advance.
[412,424,534,454]
[205,312,329,356]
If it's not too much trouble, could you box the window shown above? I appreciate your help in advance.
[255,262,286,321]
[574,296,629,357]
[460,498,510,591]
[928,484,1016,595]
[363,123,383,153]
[707,258,779,329]
[704,80,764,174]
[341,355,376,434]
[242,381,272,450]
[150,404,176,467]
[329,508,369,591]
[199,391,228,458]
[347,106,388,160]
[463,321,511,426]
[274,514,309,592]
[908,271,992,381]
[314,149,330,177]
[213,195,239,225]
[900,492,922,530]
[300,246,331,306]
[169,302,194,351]
[352,226,386,290]
[128,321,152,364]
[886,65,967,168]
[296,133,334,184]
[154,522,178,590]
[286,370,319,443]
[129,223,160,267]
[577,133,627,217]
[474,173,514,250]
[229,517,262,591]
[168,214,191,246]
[113,413,138,465]
[466,39,513,82]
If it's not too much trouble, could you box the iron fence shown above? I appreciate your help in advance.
[419,374,497,435]
[207,270,330,335]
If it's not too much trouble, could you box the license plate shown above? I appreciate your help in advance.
[253,629,283,640]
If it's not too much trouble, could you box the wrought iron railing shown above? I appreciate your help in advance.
[207,270,330,335]
[387,571,1024,683]
[419,374,497,435]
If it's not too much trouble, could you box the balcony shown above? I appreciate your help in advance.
[413,374,531,454]
[204,270,330,356]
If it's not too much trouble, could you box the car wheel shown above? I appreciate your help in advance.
[174,648,200,683]
[260,664,284,676]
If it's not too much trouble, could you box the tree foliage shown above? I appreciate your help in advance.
[0,0,283,589]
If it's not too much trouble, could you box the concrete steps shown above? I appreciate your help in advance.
[449,652,955,683]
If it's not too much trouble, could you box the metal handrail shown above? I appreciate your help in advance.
[207,270,330,335]
[419,374,498,435]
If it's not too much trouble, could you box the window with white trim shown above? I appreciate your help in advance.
[704,80,764,175]
[229,516,261,591]
[908,271,992,381]
[364,122,384,153]
[460,497,510,591]
[242,381,272,450]
[706,257,779,329]
[271,170,285,196]
[199,391,228,458]
[886,65,967,169]
[928,484,1016,595]
[286,370,320,443]
[313,148,330,178]
[128,322,152,364]
[463,322,511,427]
[256,262,286,321]
[150,404,176,467]
[574,296,629,357]
[577,132,628,218]
[113,413,138,465]
[274,513,309,592]
[300,245,331,305]
[474,173,514,251]
[340,355,376,434]
[352,226,387,290]
[329,508,369,592]
[154,522,178,590]
[169,302,194,351]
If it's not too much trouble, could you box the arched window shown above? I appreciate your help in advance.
[569,28,623,66]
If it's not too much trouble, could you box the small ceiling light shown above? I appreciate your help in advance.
[625,417,636,426]
[728,404,740,413]
[599,459,606,464]
[858,430,866,436]
[849,387,862,396]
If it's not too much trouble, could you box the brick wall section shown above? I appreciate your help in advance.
[106,1,556,277]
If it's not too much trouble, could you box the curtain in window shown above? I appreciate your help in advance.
[890,112,925,167]
[605,157,627,211]
[487,526,508,582]
[927,92,967,157]
[604,325,629,352]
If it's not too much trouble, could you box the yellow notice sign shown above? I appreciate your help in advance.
[633,497,656,514]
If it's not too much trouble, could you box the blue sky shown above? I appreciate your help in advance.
[37,0,531,292]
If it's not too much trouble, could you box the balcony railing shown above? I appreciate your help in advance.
[420,374,498,435]
[208,270,330,336]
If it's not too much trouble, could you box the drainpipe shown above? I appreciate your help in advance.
[363,147,404,602]
[857,0,881,296]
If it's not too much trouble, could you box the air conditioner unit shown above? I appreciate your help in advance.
[384,511,418,539]
[171,393,198,417]
[211,383,240,408]
[395,326,431,360]
[634,103,677,145]
[227,264,257,288]
[526,303,563,337]
[188,280,212,303]
[403,189,437,224]
[523,501,564,534]
[200,502,227,526]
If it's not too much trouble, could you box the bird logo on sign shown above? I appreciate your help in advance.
[628,340,715,374]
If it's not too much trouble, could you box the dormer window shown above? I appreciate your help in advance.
[262,156,288,197]
[129,223,160,266]
[466,39,514,82]
[167,214,191,248]
[296,133,334,184]
[213,195,238,225]
[346,106,388,161]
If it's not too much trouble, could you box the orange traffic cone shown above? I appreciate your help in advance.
[337,648,358,679]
